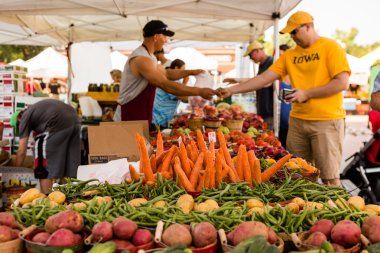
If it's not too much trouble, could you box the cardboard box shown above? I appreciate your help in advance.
[0,155,39,209]
[100,120,150,140]
[87,120,152,164]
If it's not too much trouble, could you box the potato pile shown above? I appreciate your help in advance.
[31,210,84,247]
[303,219,362,250]
[90,217,153,251]
[161,222,217,248]
[0,212,21,243]
[226,221,278,246]
[15,188,66,208]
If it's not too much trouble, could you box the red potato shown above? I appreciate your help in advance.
[46,228,76,247]
[73,234,82,244]
[0,225,13,242]
[181,224,191,232]
[362,216,380,244]
[332,243,345,252]
[331,220,361,247]
[267,228,277,244]
[191,222,217,248]
[112,239,135,251]
[227,230,234,244]
[0,212,17,228]
[11,229,20,240]
[162,224,192,247]
[32,232,51,244]
[232,221,269,246]
[92,221,113,242]
[304,232,327,247]
[44,210,84,233]
[112,217,137,240]
[132,229,152,246]
[309,219,335,239]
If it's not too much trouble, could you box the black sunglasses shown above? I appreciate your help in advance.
[290,24,305,36]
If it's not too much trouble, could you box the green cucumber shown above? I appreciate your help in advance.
[88,241,117,253]
[262,245,280,253]
[368,243,380,253]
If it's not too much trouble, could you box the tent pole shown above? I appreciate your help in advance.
[66,42,73,104]
[273,13,280,138]
[66,24,74,104]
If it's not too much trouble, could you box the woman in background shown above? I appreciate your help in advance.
[152,59,188,129]
[110,69,122,84]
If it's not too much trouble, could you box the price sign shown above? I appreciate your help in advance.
[208,131,216,143]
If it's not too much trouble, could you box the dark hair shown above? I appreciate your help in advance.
[169,59,185,69]
[279,44,290,51]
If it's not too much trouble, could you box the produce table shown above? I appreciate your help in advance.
[2,108,380,253]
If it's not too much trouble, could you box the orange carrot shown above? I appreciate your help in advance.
[210,162,216,188]
[157,163,163,173]
[221,161,240,182]
[129,164,140,181]
[190,140,199,163]
[196,172,205,192]
[179,142,191,177]
[248,150,261,184]
[188,159,194,171]
[215,152,223,186]
[217,129,234,169]
[186,144,193,162]
[161,146,176,172]
[168,163,174,179]
[209,141,215,158]
[205,151,215,188]
[189,152,204,188]
[160,171,171,180]
[254,159,262,183]
[150,154,157,173]
[136,133,154,182]
[156,131,164,157]
[173,156,195,192]
[261,154,292,182]
[241,147,252,186]
[196,130,207,152]
[236,145,245,180]
[156,150,169,165]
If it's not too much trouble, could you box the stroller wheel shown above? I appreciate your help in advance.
[359,189,378,204]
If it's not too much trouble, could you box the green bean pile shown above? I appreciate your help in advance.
[12,176,362,234]
[251,204,370,234]
[199,176,350,203]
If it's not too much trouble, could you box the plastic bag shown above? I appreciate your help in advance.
[189,72,214,110]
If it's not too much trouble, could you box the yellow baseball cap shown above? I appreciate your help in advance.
[280,11,314,34]
[243,41,263,56]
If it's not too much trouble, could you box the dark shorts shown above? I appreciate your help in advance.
[34,124,81,179]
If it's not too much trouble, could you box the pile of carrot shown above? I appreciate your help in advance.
[132,130,293,192]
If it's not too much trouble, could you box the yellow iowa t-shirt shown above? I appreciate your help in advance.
[269,37,351,120]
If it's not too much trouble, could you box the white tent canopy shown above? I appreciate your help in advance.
[360,47,380,69]
[26,47,68,78]
[0,0,301,45]
[110,51,128,71]
[347,54,370,85]
[9,59,27,68]
[167,47,218,70]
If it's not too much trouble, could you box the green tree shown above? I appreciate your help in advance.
[334,27,380,57]
[0,45,46,63]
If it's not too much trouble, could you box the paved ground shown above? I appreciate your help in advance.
[341,115,372,170]
[341,115,373,195]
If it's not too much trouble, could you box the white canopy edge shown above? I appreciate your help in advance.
[0,0,302,45]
